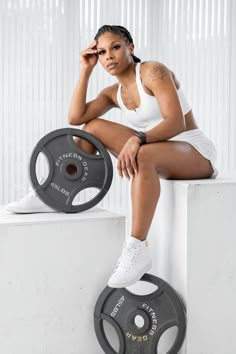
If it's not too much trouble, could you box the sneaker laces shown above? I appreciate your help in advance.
[17,177,45,203]
[114,244,141,272]
[19,188,36,202]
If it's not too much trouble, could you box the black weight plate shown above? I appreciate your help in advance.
[29,128,113,213]
[94,273,186,354]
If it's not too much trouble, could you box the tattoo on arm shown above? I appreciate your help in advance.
[150,64,168,81]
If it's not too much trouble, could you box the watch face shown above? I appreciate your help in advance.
[135,131,146,144]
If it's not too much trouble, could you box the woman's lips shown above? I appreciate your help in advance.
[107,63,117,70]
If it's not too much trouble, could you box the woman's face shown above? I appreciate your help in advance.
[96,32,134,75]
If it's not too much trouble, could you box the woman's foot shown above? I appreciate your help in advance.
[108,236,152,288]
[5,186,56,214]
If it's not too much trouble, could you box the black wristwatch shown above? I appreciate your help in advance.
[135,131,147,145]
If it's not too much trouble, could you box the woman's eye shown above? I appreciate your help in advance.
[98,46,120,56]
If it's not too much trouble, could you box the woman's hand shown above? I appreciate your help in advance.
[117,136,141,179]
[80,40,98,70]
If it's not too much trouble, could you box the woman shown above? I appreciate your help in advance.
[6,25,217,288]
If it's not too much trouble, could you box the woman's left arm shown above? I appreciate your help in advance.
[142,62,186,143]
[117,62,186,179]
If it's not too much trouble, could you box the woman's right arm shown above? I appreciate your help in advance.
[68,41,115,125]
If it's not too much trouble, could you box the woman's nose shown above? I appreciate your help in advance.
[106,52,114,60]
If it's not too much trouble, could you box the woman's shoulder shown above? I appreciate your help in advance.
[99,83,119,97]
[99,83,120,107]
[140,61,171,79]
[140,61,180,89]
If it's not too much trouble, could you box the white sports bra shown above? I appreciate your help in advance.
[116,62,191,131]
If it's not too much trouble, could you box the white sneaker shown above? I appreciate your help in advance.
[5,183,56,214]
[108,236,152,288]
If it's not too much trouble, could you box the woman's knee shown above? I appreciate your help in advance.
[82,118,102,136]
[74,118,102,154]
[136,143,168,177]
[136,145,155,168]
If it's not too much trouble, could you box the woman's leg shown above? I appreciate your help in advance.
[81,118,213,241]
[131,141,214,240]
[81,118,214,287]
[76,118,136,156]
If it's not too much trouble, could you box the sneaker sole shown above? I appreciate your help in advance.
[108,262,152,288]
[5,207,57,214]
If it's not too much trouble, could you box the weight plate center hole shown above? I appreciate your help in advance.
[66,163,78,175]
[134,315,145,329]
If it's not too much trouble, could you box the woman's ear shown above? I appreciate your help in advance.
[129,43,134,56]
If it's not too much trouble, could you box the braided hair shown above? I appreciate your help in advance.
[94,25,141,63]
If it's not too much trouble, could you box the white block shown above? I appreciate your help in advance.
[149,178,236,354]
[0,208,126,354]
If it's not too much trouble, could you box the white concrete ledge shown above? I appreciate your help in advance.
[0,206,123,225]
[1,178,235,353]
[149,177,236,354]
[0,207,126,354]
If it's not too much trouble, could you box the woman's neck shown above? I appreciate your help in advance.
[116,62,137,88]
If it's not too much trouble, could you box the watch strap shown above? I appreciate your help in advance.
[135,131,147,145]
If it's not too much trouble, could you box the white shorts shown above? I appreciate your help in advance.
[169,128,218,178]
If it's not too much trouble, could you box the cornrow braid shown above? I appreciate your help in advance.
[114,25,134,44]
[94,25,141,63]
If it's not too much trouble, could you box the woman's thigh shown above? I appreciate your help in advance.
[138,141,214,179]
[81,118,136,156]
[80,119,214,179]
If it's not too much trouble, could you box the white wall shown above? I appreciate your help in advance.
[1,0,235,213]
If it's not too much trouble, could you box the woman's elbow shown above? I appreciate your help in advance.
[68,114,81,126]
[68,117,77,126]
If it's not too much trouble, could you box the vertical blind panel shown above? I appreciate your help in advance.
[0,0,235,214]
[153,0,235,177]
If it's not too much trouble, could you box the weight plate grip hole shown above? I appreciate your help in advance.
[66,163,78,175]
